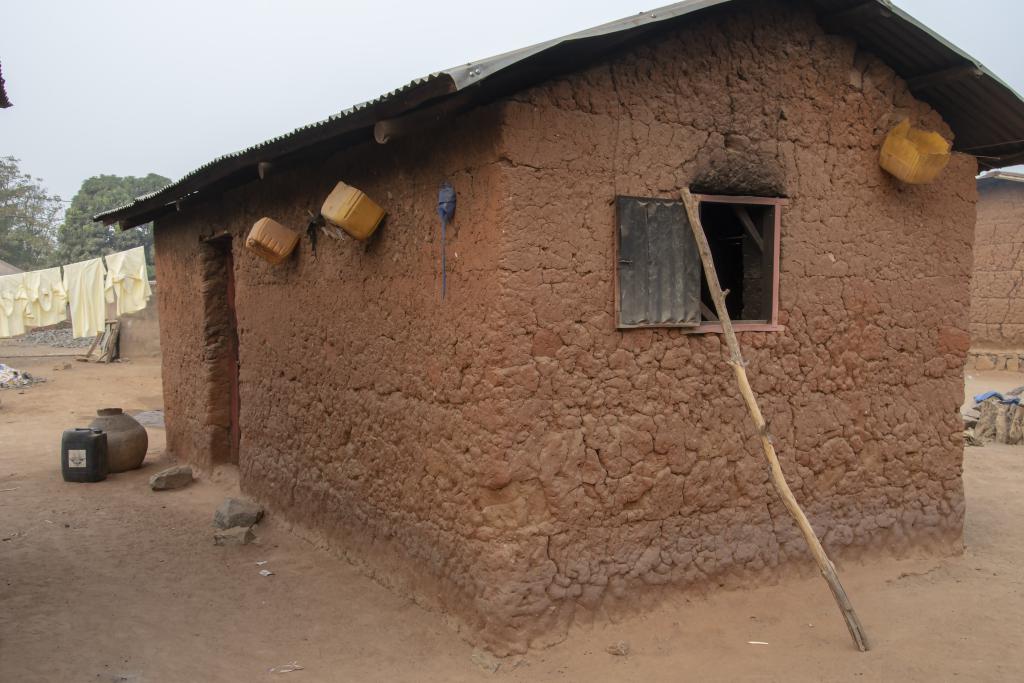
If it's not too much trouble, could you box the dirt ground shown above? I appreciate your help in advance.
[1,346,1022,682]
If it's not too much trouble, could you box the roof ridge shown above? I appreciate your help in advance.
[95,0,1024,228]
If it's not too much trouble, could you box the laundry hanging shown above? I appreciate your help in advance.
[23,267,68,328]
[62,257,106,338]
[104,246,152,316]
[0,273,29,338]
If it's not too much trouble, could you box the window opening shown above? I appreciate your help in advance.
[615,194,781,331]
[698,201,775,324]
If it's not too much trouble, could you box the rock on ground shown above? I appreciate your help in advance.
[214,526,256,546]
[470,649,501,673]
[132,410,165,428]
[214,498,263,529]
[149,465,193,491]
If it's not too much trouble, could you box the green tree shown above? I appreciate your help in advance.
[0,156,61,269]
[57,173,169,272]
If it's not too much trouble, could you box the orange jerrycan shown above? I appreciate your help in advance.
[246,217,299,264]
[320,182,386,240]
[879,119,951,184]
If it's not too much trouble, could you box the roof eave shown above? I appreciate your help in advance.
[95,73,459,228]
[95,0,1024,228]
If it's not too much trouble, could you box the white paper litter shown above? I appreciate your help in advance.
[748,641,769,646]
[256,560,268,566]
[259,569,274,577]
[0,363,41,389]
[269,661,304,673]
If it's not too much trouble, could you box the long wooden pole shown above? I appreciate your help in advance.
[680,189,870,652]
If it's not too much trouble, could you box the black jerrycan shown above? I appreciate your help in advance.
[61,428,109,483]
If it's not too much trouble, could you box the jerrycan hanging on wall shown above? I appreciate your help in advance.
[879,119,951,184]
[246,217,300,264]
[320,182,386,240]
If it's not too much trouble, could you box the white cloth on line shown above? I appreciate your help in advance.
[62,257,106,338]
[22,267,68,328]
[0,273,29,338]
[104,246,152,316]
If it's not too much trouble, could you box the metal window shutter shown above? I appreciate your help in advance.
[616,197,700,327]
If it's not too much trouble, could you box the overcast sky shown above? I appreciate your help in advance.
[3,0,1023,201]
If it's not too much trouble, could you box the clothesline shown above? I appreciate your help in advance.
[0,246,152,340]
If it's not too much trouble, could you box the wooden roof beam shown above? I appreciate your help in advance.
[907,64,984,92]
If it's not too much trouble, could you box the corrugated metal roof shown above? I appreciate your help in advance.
[96,0,1024,228]
[978,170,1024,185]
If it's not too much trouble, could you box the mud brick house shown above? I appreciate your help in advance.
[969,171,1024,371]
[97,0,1024,653]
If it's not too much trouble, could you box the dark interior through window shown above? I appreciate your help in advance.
[698,202,774,323]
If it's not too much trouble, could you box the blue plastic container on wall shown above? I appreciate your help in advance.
[61,428,108,483]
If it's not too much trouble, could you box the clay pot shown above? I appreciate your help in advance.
[90,408,148,473]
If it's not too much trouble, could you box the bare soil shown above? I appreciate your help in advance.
[1,345,1021,682]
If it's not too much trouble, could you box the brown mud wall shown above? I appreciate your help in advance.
[154,227,207,468]
[154,105,516,639]
[971,180,1024,350]
[115,285,161,360]
[479,0,973,651]
[154,228,239,470]
[153,0,975,655]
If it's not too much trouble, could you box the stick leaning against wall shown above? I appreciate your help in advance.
[680,188,870,652]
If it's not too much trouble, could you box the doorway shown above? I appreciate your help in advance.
[200,236,240,465]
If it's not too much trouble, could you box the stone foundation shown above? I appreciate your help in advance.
[966,350,1024,372]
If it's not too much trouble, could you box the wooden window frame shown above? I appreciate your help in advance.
[613,193,786,333]
[688,194,785,334]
